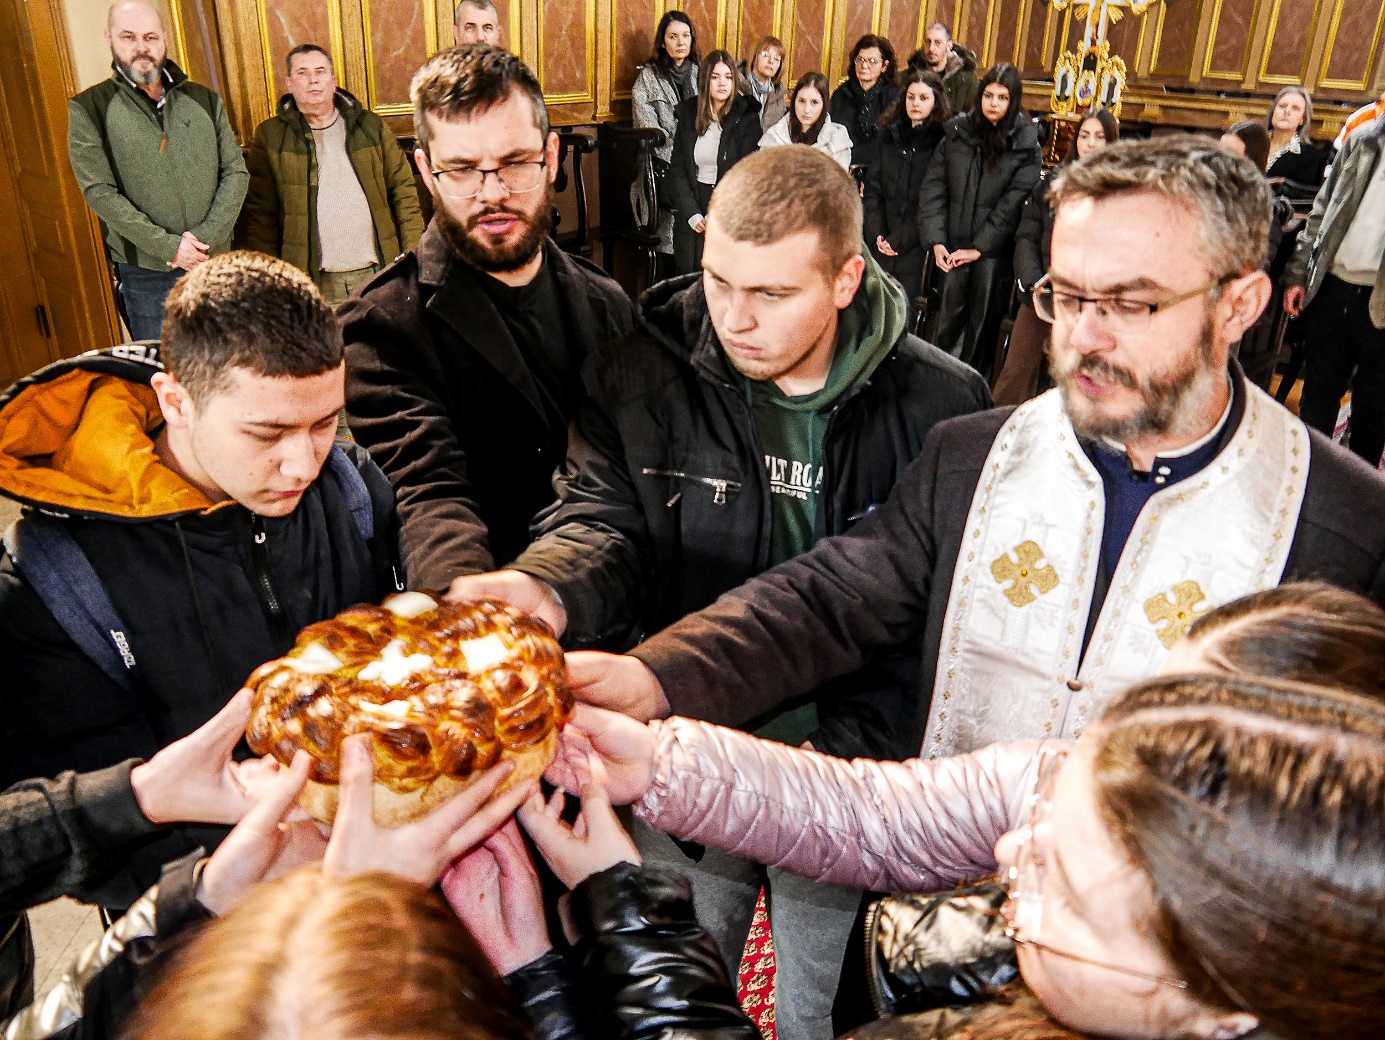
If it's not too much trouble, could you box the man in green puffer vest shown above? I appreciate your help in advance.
[239,44,425,305]
[67,0,248,341]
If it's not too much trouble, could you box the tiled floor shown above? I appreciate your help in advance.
[29,899,105,995]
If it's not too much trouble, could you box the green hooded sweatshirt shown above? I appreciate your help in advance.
[742,255,908,745]
[744,253,908,567]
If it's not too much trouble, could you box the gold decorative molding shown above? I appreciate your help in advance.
[1200,0,1264,82]
[1316,0,1385,92]
[359,0,436,114]
[536,0,598,107]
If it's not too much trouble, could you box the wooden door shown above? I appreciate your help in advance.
[0,0,121,388]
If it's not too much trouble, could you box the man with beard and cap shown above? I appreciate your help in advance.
[68,0,247,340]
[562,135,1385,768]
[339,47,636,592]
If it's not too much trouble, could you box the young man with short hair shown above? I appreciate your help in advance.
[448,145,991,1039]
[915,22,978,116]
[240,43,425,305]
[455,0,502,46]
[340,47,635,592]
[570,137,1385,809]
[0,252,403,908]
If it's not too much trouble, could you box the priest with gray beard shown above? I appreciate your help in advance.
[565,135,1385,758]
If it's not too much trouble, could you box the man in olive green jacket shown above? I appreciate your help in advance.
[67,0,247,340]
[239,44,425,304]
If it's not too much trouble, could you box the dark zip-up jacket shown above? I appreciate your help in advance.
[667,94,762,221]
[625,375,1385,747]
[340,228,636,591]
[510,275,990,759]
[239,89,424,276]
[919,112,1042,258]
[1012,170,1056,292]
[0,349,402,907]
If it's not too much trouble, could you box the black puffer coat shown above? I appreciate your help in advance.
[1012,169,1056,292]
[865,120,946,297]
[667,93,762,222]
[829,76,901,169]
[918,112,1042,258]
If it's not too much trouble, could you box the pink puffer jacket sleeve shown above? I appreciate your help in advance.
[634,718,1056,894]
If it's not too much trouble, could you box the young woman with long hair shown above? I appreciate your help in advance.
[829,34,900,169]
[632,11,700,265]
[553,583,1385,1040]
[757,71,852,167]
[918,62,1041,379]
[992,107,1118,406]
[668,49,760,273]
[738,35,786,132]
[865,67,951,315]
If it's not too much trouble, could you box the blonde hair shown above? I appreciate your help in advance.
[708,145,863,275]
[123,868,531,1040]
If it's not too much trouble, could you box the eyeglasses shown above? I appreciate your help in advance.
[854,55,883,68]
[1001,745,1190,990]
[1031,273,1233,333]
[429,159,547,200]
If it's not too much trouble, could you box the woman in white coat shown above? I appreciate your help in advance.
[758,71,852,169]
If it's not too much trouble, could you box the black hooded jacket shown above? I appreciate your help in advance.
[508,271,991,759]
[865,120,946,277]
[918,111,1043,258]
[0,348,402,907]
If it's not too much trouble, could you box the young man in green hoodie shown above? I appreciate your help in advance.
[447,145,990,1038]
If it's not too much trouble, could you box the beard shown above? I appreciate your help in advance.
[115,51,164,86]
[433,186,552,273]
[1051,317,1224,445]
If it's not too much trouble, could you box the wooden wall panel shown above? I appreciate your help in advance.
[990,0,1023,67]
[612,0,657,99]
[885,0,921,57]
[539,0,594,99]
[1203,0,1261,81]
[835,0,875,84]
[1020,0,1050,77]
[1318,0,1385,90]
[680,0,721,49]
[738,0,779,56]
[1259,0,1318,83]
[787,0,828,78]
[964,0,988,54]
[362,0,435,110]
[1151,0,1204,78]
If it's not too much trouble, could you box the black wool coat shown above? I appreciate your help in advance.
[339,227,636,591]
[667,93,762,221]
[918,112,1043,258]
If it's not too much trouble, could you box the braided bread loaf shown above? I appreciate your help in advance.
[245,592,571,827]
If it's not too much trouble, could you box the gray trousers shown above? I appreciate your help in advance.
[631,819,860,1040]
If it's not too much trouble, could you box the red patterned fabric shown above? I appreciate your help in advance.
[737,888,777,1039]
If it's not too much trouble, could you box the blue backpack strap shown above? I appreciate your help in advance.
[3,516,144,696]
[326,444,374,543]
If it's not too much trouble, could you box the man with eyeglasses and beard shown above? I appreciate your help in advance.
[339,47,635,592]
[566,136,1385,774]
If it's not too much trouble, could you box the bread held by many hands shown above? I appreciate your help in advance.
[245,592,572,827]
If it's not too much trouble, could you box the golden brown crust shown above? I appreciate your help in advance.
[245,595,571,827]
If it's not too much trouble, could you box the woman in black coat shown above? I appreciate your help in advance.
[829,33,900,171]
[668,49,762,274]
[1264,85,1328,188]
[864,67,950,319]
[918,62,1041,379]
[992,106,1118,406]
